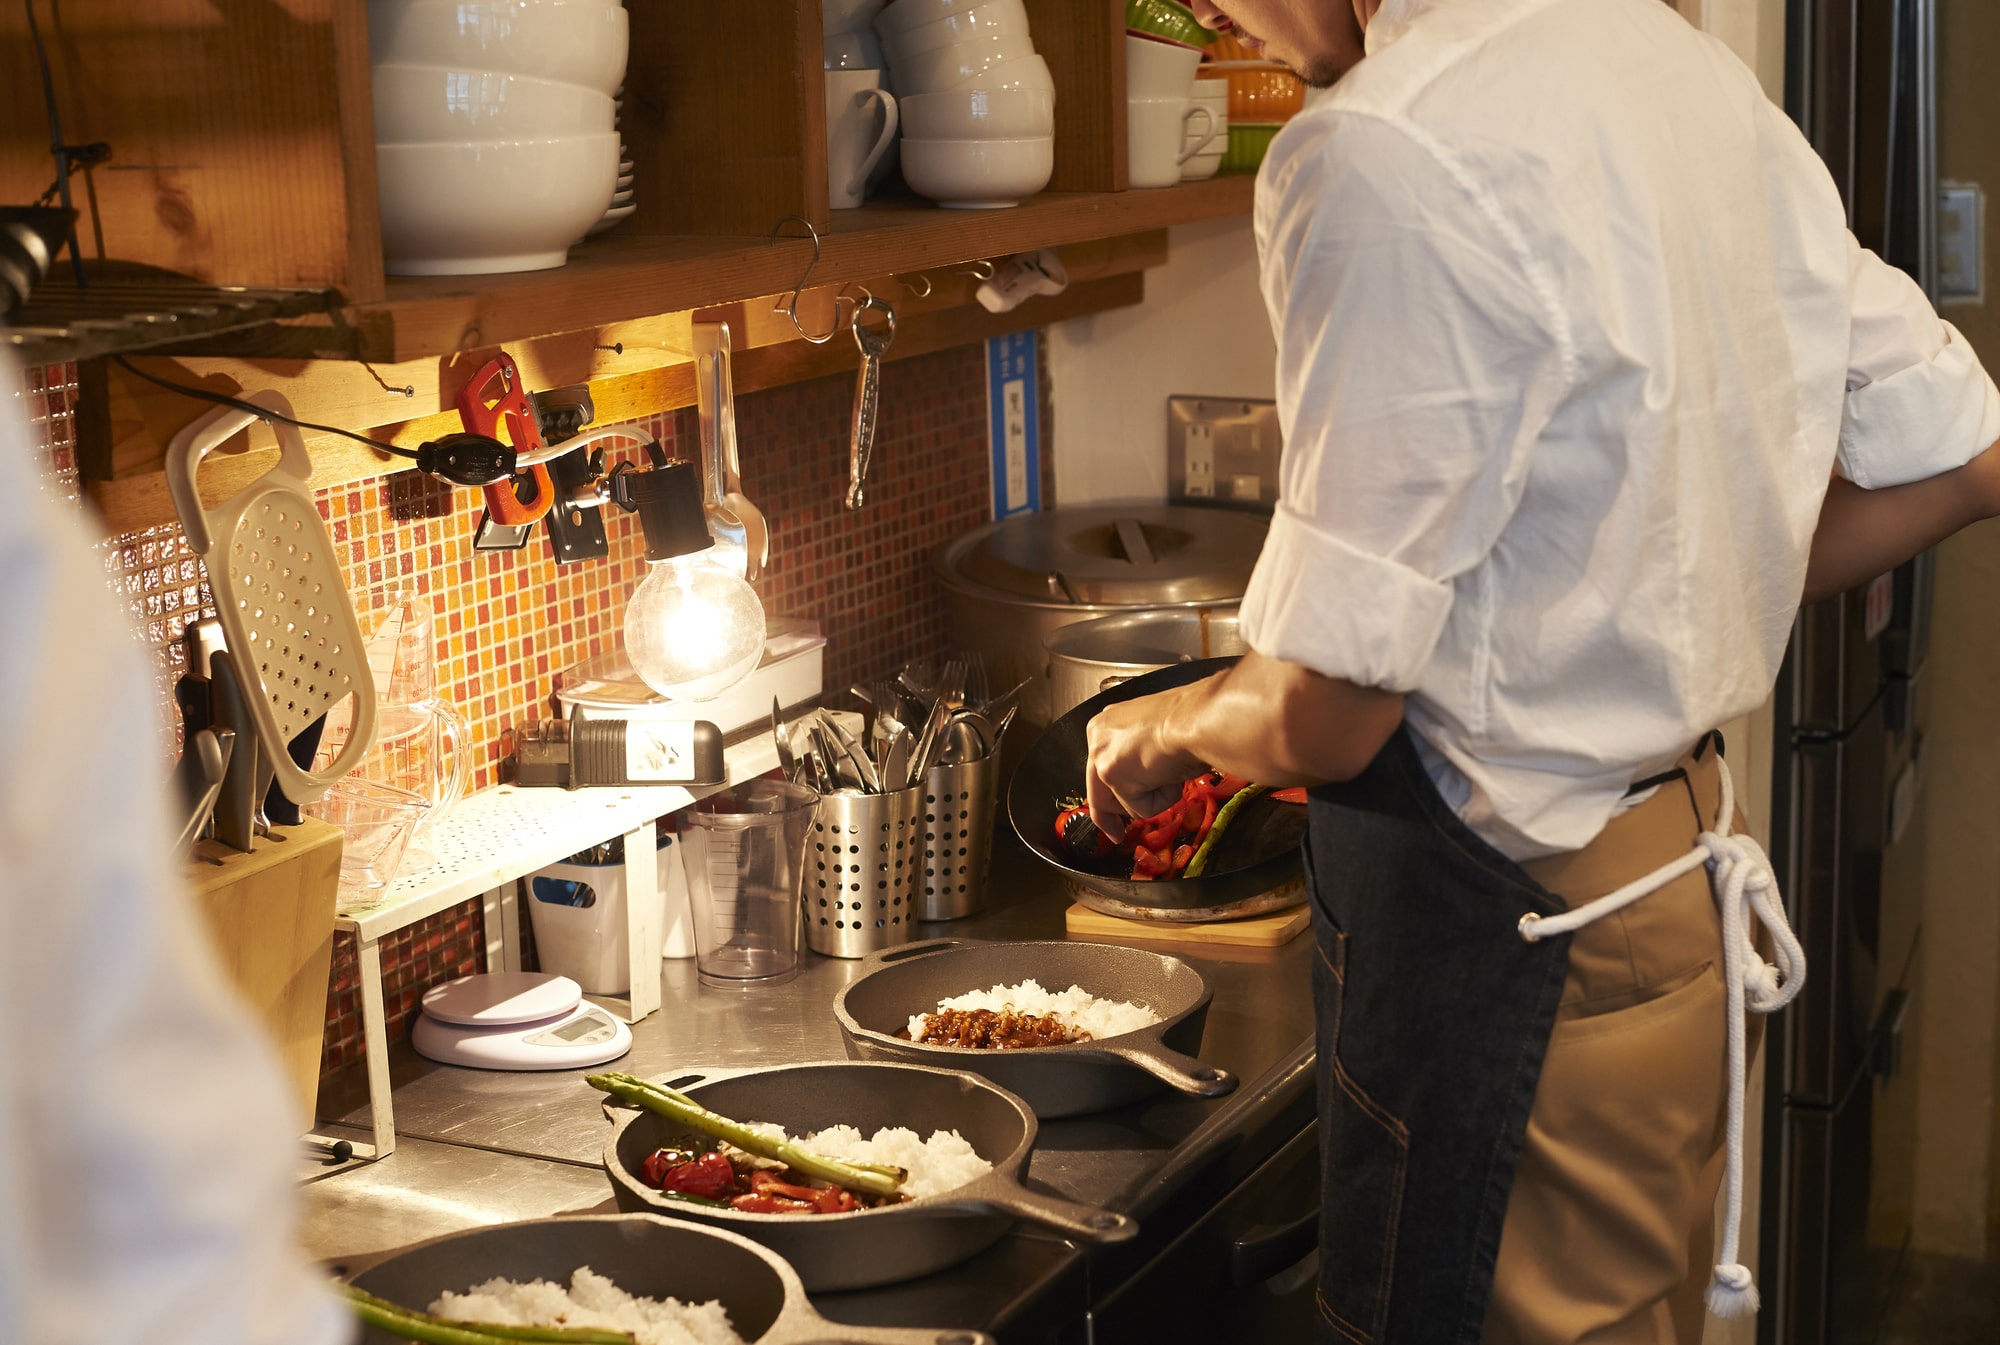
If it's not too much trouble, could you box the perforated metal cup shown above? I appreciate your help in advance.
[807,785,923,958]
[921,753,999,920]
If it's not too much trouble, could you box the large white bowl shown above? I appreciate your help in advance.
[885,0,1030,58]
[368,0,629,95]
[900,134,1052,208]
[901,86,1053,139]
[876,0,989,35]
[884,26,1034,86]
[377,132,620,275]
[373,64,615,142]
[1126,30,1203,98]
[895,40,1047,94]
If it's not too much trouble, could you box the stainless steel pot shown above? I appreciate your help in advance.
[1044,607,1245,720]
[934,506,1266,736]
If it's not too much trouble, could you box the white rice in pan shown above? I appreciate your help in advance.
[906,978,1163,1043]
[742,1121,994,1200]
[430,1266,744,1345]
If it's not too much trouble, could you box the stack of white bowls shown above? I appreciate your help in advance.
[368,0,629,275]
[825,0,889,73]
[874,0,1056,209]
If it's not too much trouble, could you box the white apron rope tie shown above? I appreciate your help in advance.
[1516,759,1806,1320]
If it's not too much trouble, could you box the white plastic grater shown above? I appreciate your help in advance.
[164,394,378,804]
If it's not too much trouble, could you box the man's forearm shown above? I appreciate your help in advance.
[1805,440,2000,603]
[1160,653,1406,788]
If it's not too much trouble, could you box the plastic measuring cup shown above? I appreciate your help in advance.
[678,779,818,988]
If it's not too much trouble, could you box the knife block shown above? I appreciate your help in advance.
[183,818,343,1127]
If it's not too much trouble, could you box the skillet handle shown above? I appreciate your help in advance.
[768,1315,993,1345]
[1096,1040,1238,1098]
[861,937,966,968]
[949,1180,1138,1245]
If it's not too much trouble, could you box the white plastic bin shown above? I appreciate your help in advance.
[526,835,696,993]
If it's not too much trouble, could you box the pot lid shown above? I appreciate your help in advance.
[939,506,1268,606]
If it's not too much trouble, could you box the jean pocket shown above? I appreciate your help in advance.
[1316,1054,1409,1344]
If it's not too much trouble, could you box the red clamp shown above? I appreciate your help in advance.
[456,353,555,527]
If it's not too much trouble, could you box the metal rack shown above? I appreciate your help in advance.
[4,265,336,365]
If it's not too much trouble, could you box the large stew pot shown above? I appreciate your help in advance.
[833,937,1236,1117]
[346,1214,991,1345]
[1009,657,1306,921]
[602,1061,1136,1291]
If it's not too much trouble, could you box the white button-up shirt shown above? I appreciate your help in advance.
[1238,0,2000,859]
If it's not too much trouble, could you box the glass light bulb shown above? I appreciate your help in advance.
[623,551,766,701]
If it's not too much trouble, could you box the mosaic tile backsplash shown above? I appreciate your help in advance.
[21,339,1035,1099]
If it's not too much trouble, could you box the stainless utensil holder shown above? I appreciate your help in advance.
[921,752,1000,920]
[807,784,923,958]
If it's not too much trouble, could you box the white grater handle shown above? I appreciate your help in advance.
[163,394,317,556]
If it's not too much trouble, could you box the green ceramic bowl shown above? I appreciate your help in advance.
[1222,122,1282,174]
[1126,0,1214,49]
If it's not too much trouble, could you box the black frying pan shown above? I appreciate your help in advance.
[601,1061,1136,1292]
[833,938,1236,1117]
[1008,657,1307,917]
[347,1214,989,1345]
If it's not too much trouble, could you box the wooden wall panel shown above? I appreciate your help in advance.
[1024,0,1126,192]
[0,1,381,299]
[625,0,826,237]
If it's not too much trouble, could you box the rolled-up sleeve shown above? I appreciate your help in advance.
[1240,113,1569,691]
[1838,234,2000,488]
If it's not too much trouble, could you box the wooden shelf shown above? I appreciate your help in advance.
[342,176,1256,364]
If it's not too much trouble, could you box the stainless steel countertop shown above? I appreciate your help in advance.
[306,830,1318,1338]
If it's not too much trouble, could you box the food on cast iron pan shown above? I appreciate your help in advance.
[590,1072,992,1216]
[899,978,1164,1050]
[1052,772,1309,882]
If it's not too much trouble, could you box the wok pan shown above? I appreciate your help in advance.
[1009,656,1307,919]
[347,1214,990,1345]
[602,1061,1137,1291]
[833,938,1237,1117]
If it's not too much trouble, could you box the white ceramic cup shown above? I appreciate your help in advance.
[1125,31,1204,98]
[824,26,886,70]
[1182,80,1228,181]
[900,134,1053,207]
[900,85,1053,139]
[825,70,900,208]
[1127,98,1215,188]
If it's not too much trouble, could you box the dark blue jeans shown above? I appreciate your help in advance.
[1305,731,1572,1345]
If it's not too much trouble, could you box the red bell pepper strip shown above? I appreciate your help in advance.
[1271,787,1309,804]
[652,1150,738,1201]
[730,1192,817,1214]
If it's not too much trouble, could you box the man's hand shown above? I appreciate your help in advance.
[1081,651,1407,836]
[1085,684,1208,833]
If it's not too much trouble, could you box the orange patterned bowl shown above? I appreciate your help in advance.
[1203,32,1305,123]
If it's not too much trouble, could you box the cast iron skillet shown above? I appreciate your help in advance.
[833,938,1237,1117]
[601,1061,1137,1292]
[1009,656,1307,917]
[347,1214,990,1345]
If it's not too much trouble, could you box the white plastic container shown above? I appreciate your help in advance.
[526,836,696,993]
[556,619,827,737]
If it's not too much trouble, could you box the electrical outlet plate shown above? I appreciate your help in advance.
[1939,180,1984,303]
[1168,397,1281,511]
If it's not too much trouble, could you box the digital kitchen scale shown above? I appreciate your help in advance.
[410,971,632,1071]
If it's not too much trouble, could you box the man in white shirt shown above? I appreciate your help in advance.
[0,350,352,1345]
[1085,2,2000,1342]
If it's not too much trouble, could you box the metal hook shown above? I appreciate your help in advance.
[956,258,997,281]
[896,273,934,299]
[768,214,844,344]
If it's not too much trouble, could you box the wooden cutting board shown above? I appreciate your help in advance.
[1064,900,1309,948]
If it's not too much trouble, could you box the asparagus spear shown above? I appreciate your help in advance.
[587,1072,907,1198]
[1184,785,1266,878]
[343,1285,634,1343]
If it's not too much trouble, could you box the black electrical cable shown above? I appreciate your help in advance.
[110,355,423,458]
[109,357,521,487]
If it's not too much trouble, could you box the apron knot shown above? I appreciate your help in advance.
[1706,1262,1761,1318]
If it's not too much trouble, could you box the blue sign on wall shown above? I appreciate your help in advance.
[985,331,1041,520]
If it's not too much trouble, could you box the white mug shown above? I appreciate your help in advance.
[1128,99,1216,189]
[825,69,900,208]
